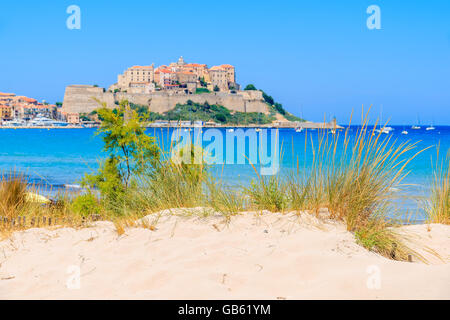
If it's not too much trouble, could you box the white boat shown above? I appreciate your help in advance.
[401,130,408,135]
[376,106,394,134]
[30,115,55,126]
[255,128,262,132]
[412,115,421,129]
[426,122,436,131]
[3,119,26,127]
[227,128,234,133]
[295,127,303,133]
[52,120,69,127]
[375,126,393,134]
[29,115,68,127]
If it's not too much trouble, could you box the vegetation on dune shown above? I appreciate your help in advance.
[0,171,28,219]
[70,192,101,217]
[1,101,447,262]
[426,148,450,224]
[82,100,160,212]
[246,176,288,212]
[244,107,429,260]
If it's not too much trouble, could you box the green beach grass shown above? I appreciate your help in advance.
[425,147,450,224]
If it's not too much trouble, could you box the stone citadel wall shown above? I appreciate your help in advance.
[62,85,269,114]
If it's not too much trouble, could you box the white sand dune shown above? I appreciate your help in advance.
[0,209,449,300]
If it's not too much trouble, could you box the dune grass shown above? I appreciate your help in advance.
[0,170,28,219]
[244,108,428,260]
[426,148,450,224]
[0,109,442,261]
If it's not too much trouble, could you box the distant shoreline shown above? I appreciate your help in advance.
[0,121,343,130]
[2,124,447,130]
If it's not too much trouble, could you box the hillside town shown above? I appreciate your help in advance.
[0,92,71,127]
[109,56,238,94]
[0,57,240,127]
[0,57,310,128]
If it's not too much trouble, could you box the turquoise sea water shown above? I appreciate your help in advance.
[0,126,448,218]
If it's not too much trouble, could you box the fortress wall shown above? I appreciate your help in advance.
[62,85,269,115]
[62,85,114,114]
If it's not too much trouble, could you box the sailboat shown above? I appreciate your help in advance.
[411,115,421,130]
[375,105,393,134]
[426,120,435,131]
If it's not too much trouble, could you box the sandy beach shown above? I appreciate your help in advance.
[0,210,449,300]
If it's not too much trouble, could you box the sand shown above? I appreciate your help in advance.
[0,209,449,300]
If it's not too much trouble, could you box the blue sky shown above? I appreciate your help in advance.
[0,0,449,124]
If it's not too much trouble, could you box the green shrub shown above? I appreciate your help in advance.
[195,88,210,94]
[71,193,101,217]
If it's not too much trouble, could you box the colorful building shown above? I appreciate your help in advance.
[109,57,238,93]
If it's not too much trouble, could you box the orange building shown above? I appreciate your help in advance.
[0,105,12,120]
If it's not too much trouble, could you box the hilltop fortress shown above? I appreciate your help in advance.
[62,57,270,116]
[62,85,269,115]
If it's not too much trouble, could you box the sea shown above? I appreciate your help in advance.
[1,126,448,220]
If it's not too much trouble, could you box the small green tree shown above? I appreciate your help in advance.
[262,92,274,105]
[274,102,286,115]
[199,76,207,87]
[213,85,220,92]
[244,84,257,91]
[83,100,160,205]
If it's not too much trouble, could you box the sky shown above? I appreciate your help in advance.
[0,0,449,124]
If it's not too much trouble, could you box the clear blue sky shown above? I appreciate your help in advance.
[0,0,449,124]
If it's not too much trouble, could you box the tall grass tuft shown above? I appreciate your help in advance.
[426,148,450,224]
[245,175,288,212]
[0,170,28,219]
[206,180,246,217]
[246,107,429,260]
[128,143,210,214]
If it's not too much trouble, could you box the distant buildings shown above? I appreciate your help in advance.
[66,113,80,124]
[109,56,239,94]
[0,105,12,120]
[0,92,62,123]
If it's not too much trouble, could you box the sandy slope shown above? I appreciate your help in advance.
[0,209,449,300]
